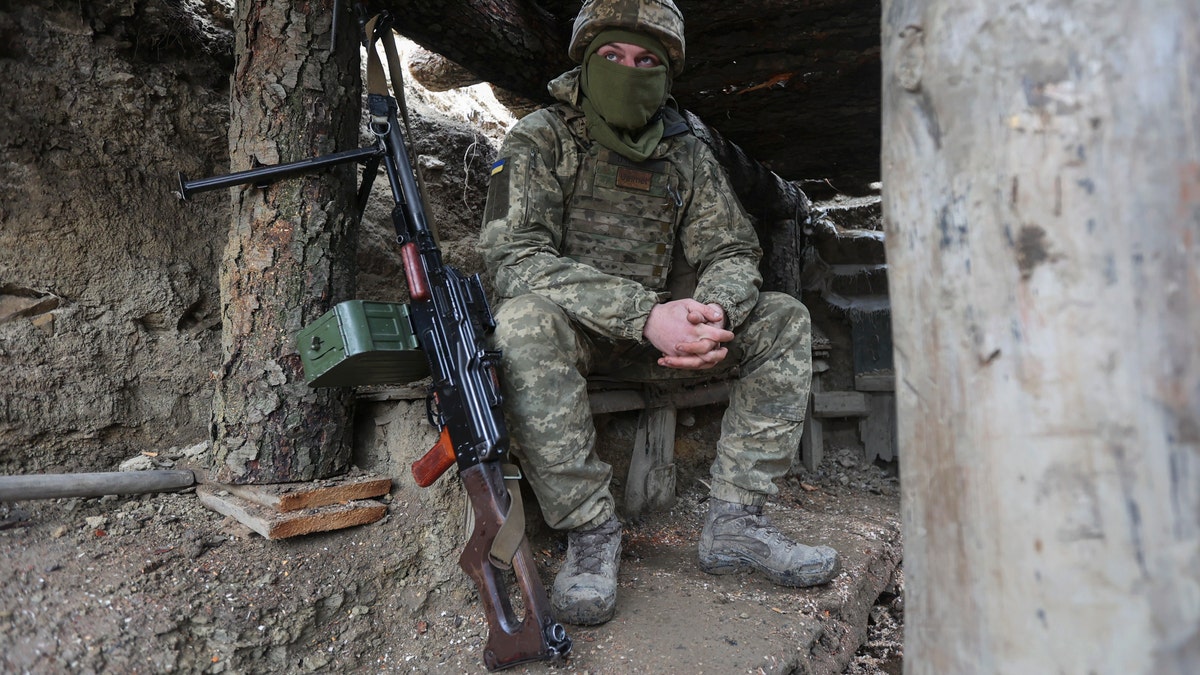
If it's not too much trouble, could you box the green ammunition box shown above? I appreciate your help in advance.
[297,300,429,388]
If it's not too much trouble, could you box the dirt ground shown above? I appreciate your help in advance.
[0,406,901,675]
[1,6,902,672]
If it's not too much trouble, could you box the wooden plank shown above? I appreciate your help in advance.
[196,485,387,540]
[625,405,678,516]
[813,390,871,417]
[218,472,392,512]
[855,371,895,392]
[355,384,430,402]
[589,380,733,416]
[652,380,732,410]
[587,389,647,415]
[859,393,897,462]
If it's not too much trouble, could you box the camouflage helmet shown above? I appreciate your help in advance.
[569,0,686,75]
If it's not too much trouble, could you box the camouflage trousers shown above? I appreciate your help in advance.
[491,291,812,531]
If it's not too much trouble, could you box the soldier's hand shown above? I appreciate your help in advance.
[685,302,726,327]
[659,338,728,370]
[644,299,733,370]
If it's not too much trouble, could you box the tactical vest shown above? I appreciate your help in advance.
[561,146,682,290]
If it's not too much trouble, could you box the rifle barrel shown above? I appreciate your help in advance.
[176,144,383,201]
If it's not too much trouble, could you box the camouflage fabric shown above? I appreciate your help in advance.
[491,292,812,530]
[480,68,763,342]
[561,147,678,289]
[569,0,687,75]
[480,68,809,531]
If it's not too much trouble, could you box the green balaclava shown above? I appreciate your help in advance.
[580,29,671,162]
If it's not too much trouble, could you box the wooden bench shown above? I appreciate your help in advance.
[587,377,733,517]
[594,333,894,517]
[804,377,896,468]
[358,338,892,518]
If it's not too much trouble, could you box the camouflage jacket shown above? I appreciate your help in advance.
[479,68,762,343]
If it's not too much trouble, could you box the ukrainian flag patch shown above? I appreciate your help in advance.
[491,158,507,175]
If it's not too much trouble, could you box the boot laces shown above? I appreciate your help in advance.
[569,518,620,575]
[744,517,793,547]
[717,509,794,549]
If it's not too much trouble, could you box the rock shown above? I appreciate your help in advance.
[120,455,156,472]
[178,441,210,461]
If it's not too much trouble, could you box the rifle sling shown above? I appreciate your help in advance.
[488,463,527,570]
[364,15,409,125]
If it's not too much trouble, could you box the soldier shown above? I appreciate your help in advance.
[479,0,840,626]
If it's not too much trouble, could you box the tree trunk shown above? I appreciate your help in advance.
[210,0,361,484]
[883,1,1199,673]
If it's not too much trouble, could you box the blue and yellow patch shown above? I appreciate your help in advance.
[491,158,507,176]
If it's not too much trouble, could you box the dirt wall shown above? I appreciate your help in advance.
[0,1,231,472]
[0,0,499,474]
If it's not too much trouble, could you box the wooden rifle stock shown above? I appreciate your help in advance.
[459,463,571,670]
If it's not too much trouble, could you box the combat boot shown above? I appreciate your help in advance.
[551,514,622,626]
[698,498,839,587]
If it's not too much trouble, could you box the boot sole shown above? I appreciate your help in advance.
[552,595,617,626]
[551,576,618,626]
[698,551,838,588]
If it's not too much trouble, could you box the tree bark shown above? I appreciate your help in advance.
[210,0,361,484]
[883,1,1199,673]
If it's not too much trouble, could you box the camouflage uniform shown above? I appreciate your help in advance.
[480,69,812,531]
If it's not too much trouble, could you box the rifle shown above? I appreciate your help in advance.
[177,12,571,671]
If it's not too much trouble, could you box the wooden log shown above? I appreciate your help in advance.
[209,0,360,484]
[405,46,481,92]
[378,0,572,106]
[883,0,1200,672]
[625,405,678,517]
[0,470,196,501]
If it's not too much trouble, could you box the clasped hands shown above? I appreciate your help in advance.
[643,298,733,370]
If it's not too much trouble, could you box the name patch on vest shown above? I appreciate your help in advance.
[615,167,654,192]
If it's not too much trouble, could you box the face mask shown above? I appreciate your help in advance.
[582,54,669,131]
